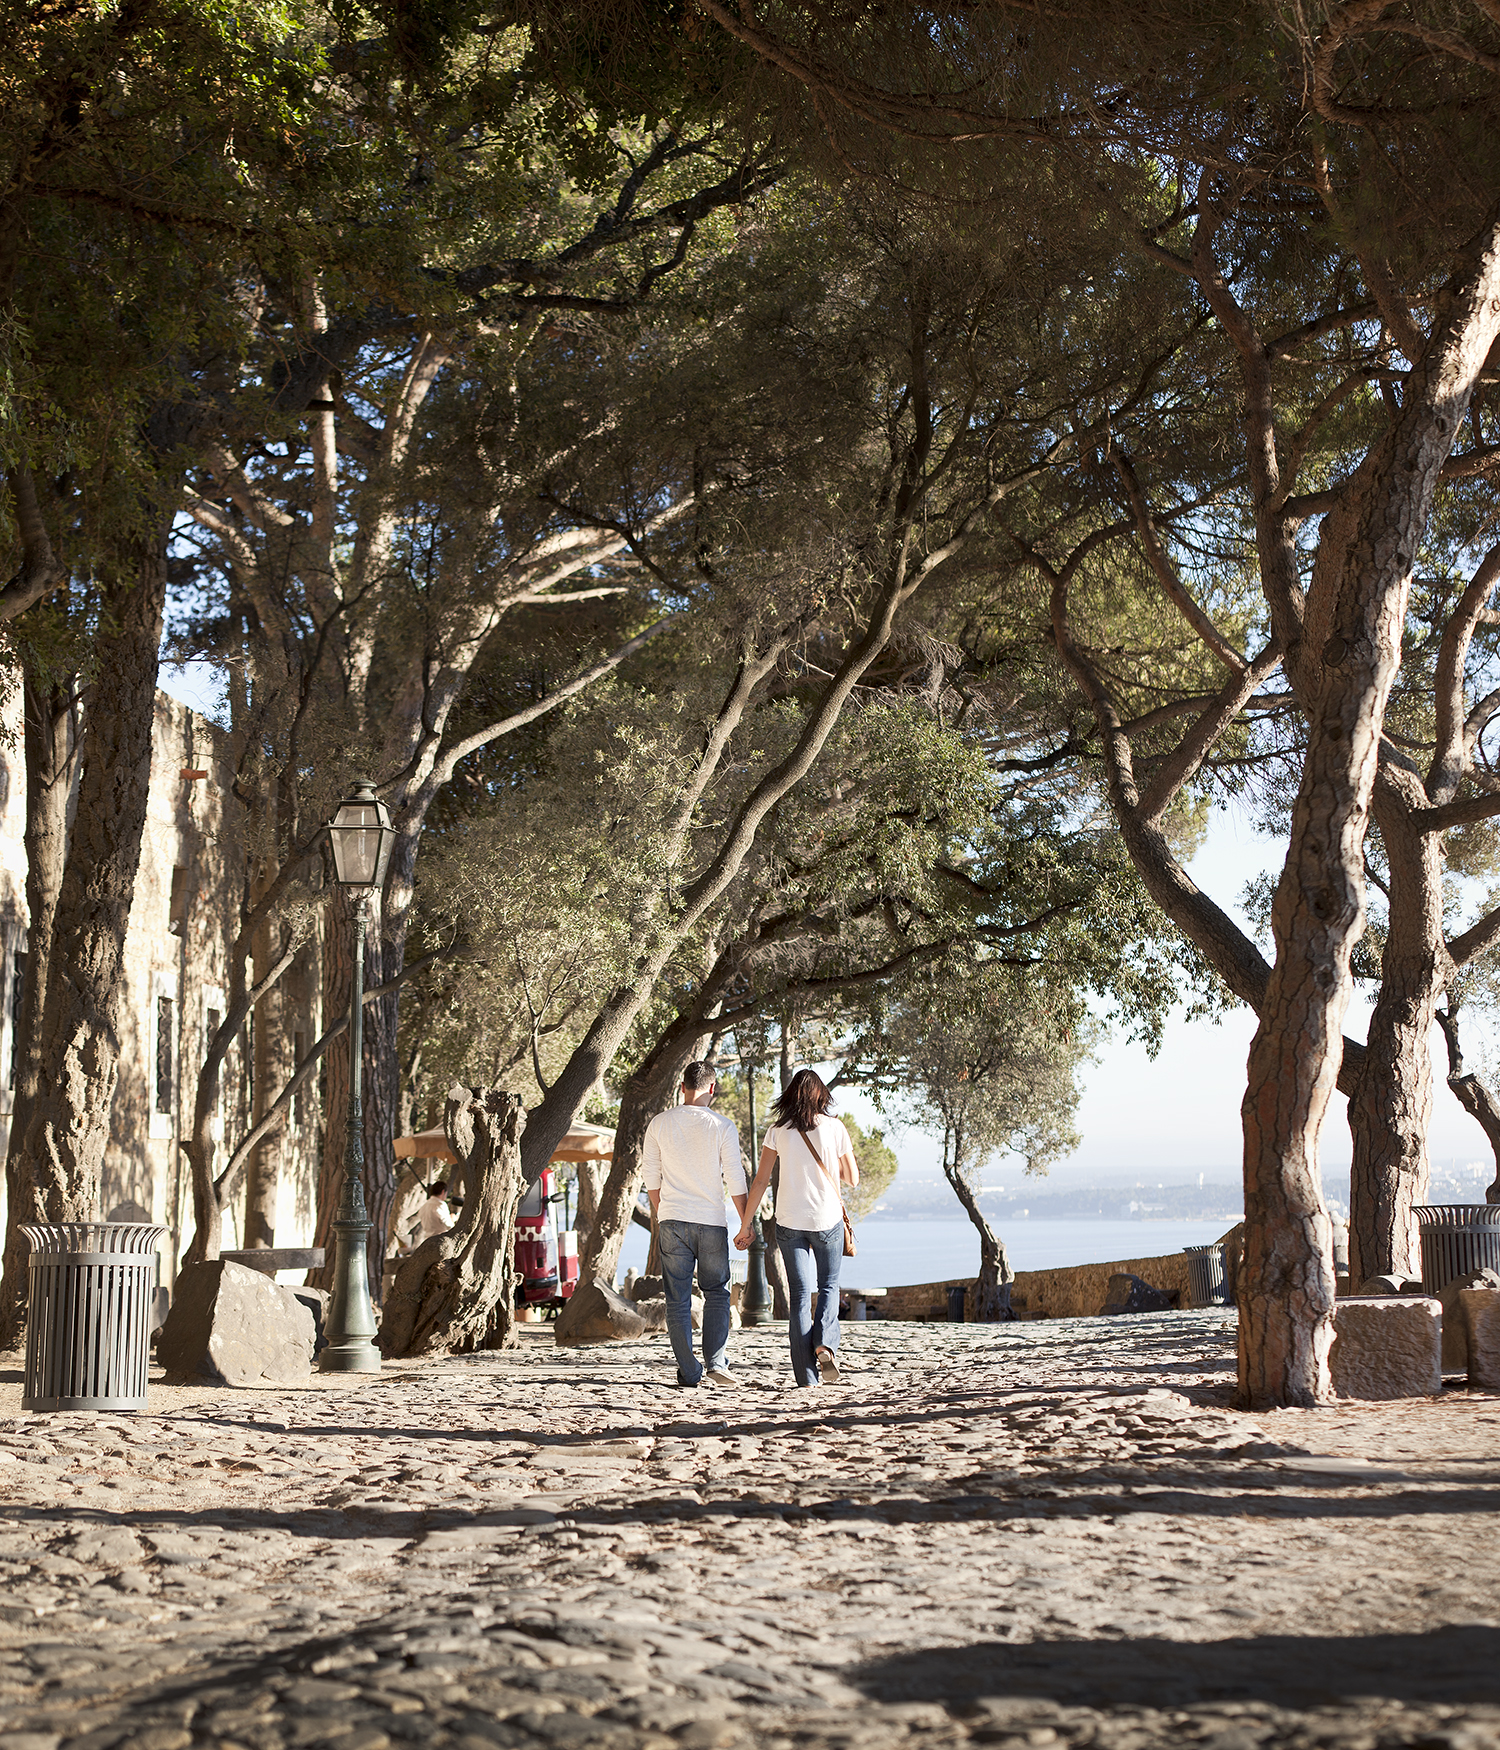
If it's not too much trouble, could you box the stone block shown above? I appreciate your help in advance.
[1101,1273,1176,1315]
[283,1285,330,1355]
[1328,1296,1442,1400]
[1355,1273,1425,1296]
[553,1277,648,1346]
[156,1260,318,1385]
[1460,1287,1500,1390]
[1438,1268,1500,1371]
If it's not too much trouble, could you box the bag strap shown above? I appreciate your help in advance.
[798,1125,837,1185]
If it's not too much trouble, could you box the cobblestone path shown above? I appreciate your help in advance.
[3,1312,1500,1750]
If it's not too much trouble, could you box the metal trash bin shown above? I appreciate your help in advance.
[22,1222,166,1413]
[1413,1205,1500,1295]
[947,1284,967,1322]
[1184,1242,1230,1306]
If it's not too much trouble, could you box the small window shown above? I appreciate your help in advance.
[9,949,26,1091]
[155,995,174,1114]
[168,866,187,937]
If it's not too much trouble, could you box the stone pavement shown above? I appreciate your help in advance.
[2,1311,1500,1750]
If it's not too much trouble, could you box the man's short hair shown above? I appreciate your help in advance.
[682,1060,715,1091]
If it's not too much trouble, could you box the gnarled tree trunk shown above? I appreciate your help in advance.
[0,663,77,1349]
[1435,1008,1500,1205]
[761,1164,792,1319]
[573,1159,607,1241]
[1346,775,1443,1283]
[380,1084,526,1356]
[244,888,287,1249]
[1,529,168,1332]
[941,1148,1015,1321]
[553,1031,701,1343]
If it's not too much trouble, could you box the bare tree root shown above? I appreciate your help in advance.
[379,1085,526,1357]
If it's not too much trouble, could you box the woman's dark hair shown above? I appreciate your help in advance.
[429,1180,449,1197]
[771,1069,832,1134]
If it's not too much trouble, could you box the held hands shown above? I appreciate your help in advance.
[734,1224,753,1250]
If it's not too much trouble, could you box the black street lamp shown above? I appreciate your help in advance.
[740,1062,773,1326]
[320,778,395,1374]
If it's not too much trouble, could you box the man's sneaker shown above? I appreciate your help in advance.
[706,1366,738,1387]
[675,1372,702,1389]
[816,1346,841,1384]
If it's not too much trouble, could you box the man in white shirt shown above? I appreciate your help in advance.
[642,1060,748,1388]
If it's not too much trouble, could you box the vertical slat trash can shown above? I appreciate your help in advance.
[1413,1204,1500,1295]
[1184,1243,1230,1306]
[22,1222,166,1413]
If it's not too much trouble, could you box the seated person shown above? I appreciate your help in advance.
[418,1180,457,1240]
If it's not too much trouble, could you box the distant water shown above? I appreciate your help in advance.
[614,1215,1240,1287]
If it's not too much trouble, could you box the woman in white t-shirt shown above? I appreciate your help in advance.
[735,1069,859,1386]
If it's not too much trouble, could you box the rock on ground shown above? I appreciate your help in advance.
[155,1259,317,1385]
[553,1276,647,1345]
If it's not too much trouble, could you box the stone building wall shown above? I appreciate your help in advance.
[0,690,324,1284]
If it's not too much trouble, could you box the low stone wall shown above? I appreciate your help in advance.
[868,1231,1240,1323]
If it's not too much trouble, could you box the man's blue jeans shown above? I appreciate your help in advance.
[657,1220,732,1384]
[777,1220,844,1386]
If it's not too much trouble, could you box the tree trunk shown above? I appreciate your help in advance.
[310,887,352,1291]
[1239,211,1500,1408]
[1238,805,1344,1408]
[573,1159,607,1241]
[384,1166,427,1258]
[4,530,168,1286]
[360,943,402,1303]
[942,1158,1014,1321]
[0,663,77,1348]
[379,1084,525,1356]
[553,1032,699,1342]
[243,894,285,1249]
[1345,776,1442,1283]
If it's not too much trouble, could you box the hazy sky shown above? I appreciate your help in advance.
[840,805,1500,1190]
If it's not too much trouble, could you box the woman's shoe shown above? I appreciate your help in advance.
[816,1346,840,1384]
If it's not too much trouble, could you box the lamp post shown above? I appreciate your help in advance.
[320,778,395,1374]
[740,1062,772,1326]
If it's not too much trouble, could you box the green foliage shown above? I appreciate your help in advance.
[841,1117,897,1222]
[875,961,1093,1185]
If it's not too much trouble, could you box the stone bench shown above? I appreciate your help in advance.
[220,1248,325,1277]
[842,1286,887,1321]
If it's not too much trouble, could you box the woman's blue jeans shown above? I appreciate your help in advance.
[777,1221,844,1386]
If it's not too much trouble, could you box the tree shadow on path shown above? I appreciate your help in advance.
[851,1623,1500,1711]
